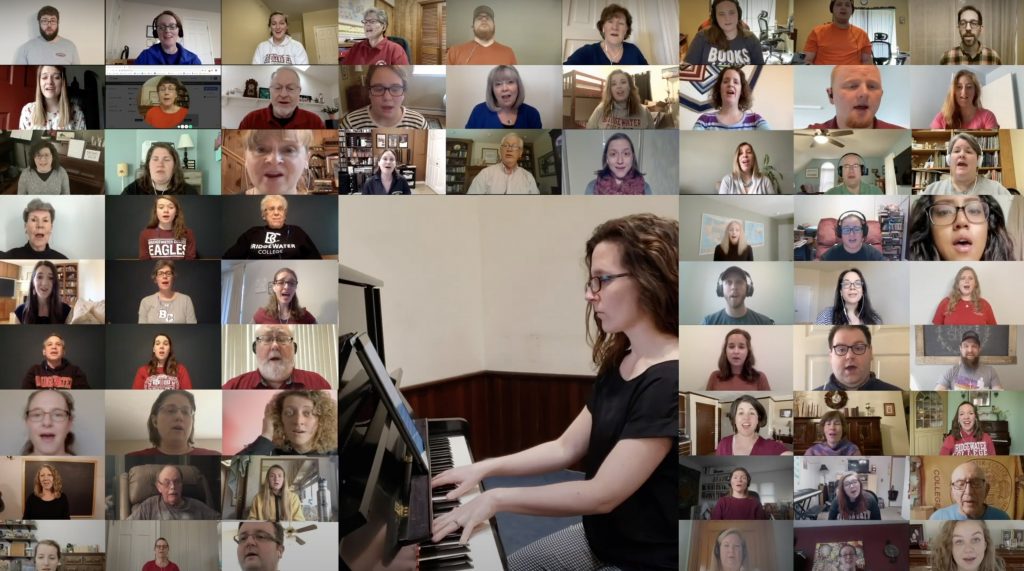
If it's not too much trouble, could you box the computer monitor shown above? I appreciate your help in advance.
[105,65,221,128]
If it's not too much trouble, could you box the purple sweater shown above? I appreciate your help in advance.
[710,495,768,520]
[804,439,861,456]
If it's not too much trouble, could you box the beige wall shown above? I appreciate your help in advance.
[222,0,272,63]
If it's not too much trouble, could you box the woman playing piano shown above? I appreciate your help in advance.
[431,213,678,570]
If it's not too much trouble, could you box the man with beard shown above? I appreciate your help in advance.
[223,324,331,389]
[700,266,775,325]
[15,6,80,64]
[238,67,325,128]
[936,330,1003,390]
[940,5,1001,65]
[807,65,903,129]
[128,465,220,520]
[235,522,285,571]
[446,5,518,65]
[803,0,871,65]
[222,195,322,259]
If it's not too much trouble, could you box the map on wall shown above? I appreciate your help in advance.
[699,214,764,256]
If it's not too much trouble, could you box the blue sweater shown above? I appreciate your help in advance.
[135,43,202,65]
[564,42,648,65]
[465,102,542,129]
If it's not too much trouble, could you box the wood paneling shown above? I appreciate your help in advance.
[402,371,594,462]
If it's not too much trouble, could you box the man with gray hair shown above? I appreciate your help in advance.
[344,7,409,65]
[467,133,539,194]
[239,66,325,128]
[128,465,220,520]
[223,324,331,389]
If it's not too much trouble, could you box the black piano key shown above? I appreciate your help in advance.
[419,543,471,557]
[419,556,474,571]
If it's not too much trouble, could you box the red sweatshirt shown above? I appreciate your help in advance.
[940,431,996,456]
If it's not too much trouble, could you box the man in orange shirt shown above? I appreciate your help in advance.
[803,0,872,64]
[446,5,518,65]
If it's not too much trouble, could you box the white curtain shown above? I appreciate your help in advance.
[851,8,898,52]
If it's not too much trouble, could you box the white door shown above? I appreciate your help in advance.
[314,25,338,65]
[793,285,815,323]
[182,18,214,65]
[427,129,446,194]
[106,520,157,570]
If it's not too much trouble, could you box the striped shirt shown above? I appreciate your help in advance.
[693,110,769,131]
[340,106,427,129]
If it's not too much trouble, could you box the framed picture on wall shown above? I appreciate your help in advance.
[482,148,498,164]
[376,134,385,148]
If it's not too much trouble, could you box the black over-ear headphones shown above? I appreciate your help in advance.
[837,210,869,237]
[714,530,749,565]
[716,266,754,297]
[152,11,184,38]
[837,153,868,177]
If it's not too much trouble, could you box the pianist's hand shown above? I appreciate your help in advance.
[430,463,486,501]
[430,489,498,545]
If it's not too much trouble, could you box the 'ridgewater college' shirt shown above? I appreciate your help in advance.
[222,225,322,259]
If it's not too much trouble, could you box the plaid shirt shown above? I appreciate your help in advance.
[939,44,1002,65]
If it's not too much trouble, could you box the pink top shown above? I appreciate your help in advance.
[932,297,997,325]
[715,435,788,456]
[939,431,996,456]
[930,108,999,129]
[706,371,771,391]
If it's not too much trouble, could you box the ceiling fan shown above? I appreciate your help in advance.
[284,523,317,545]
[795,129,853,148]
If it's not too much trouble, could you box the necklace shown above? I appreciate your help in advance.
[601,41,622,63]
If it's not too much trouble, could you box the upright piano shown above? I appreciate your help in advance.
[339,332,508,571]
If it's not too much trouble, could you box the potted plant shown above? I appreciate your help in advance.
[761,153,785,193]
[322,105,339,120]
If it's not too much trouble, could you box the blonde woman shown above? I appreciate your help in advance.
[249,464,304,521]
[23,463,70,519]
[929,520,1006,571]
[585,69,652,129]
[932,266,997,325]
[242,130,312,195]
[931,70,998,129]
[19,65,85,129]
[714,220,752,261]
[718,142,775,194]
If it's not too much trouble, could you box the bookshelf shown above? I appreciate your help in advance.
[55,262,78,308]
[446,139,472,194]
[699,468,734,502]
[877,202,906,261]
[0,520,37,562]
[910,130,1008,193]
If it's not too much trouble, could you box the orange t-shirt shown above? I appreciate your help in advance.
[145,106,188,128]
[804,23,871,64]
[446,41,517,65]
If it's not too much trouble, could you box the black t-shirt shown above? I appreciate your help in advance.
[583,359,678,570]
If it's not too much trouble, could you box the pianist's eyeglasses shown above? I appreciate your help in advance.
[585,273,631,293]
[233,531,281,545]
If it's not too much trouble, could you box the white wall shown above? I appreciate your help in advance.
[445,65,563,129]
[679,131,795,194]
[680,66,794,130]
[339,196,678,386]
[563,130,679,195]
[37,520,106,546]
[0,1,106,64]
[794,262,910,324]
[0,391,106,456]
[909,261,1024,325]
[78,260,107,303]
[109,1,222,62]
[1,196,106,260]
[104,390,222,456]
[222,260,338,325]
[678,196,792,262]
[679,325,794,391]
[793,66,911,129]
[221,65,338,127]
[0,458,106,520]
[680,261,795,325]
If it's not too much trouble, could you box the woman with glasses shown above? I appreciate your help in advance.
[128,390,218,455]
[138,260,197,324]
[829,472,880,520]
[360,148,412,195]
[585,69,652,129]
[343,8,408,64]
[134,10,201,64]
[465,65,542,128]
[223,195,322,258]
[19,65,86,129]
[564,4,648,64]
[122,142,199,195]
[814,268,883,325]
[240,390,337,455]
[139,196,197,260]
[18,140,69,195]
[432,214,678,570]
[931,70,998,129]
[254,268,317,324]
[23,464,70,519]
[584,133,650,195]
[15,261,70,324]
[940,402,996,455]
[718,142,775,194]
[241,130,313,195]
[933,266,997,325]
[908,195,1016,261]
[144,76,188,128]
[22,389,76,456]
[930,520,1005,571]
[923,133,1010,195]
[132,333,193,390]
[248,464,304,521]
[835,543,861,571]
[341,66,426,129]
[804,410,860,456]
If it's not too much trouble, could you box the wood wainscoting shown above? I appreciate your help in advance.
[402,371,595,463]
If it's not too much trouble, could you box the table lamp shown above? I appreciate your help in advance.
[178,133,195,169]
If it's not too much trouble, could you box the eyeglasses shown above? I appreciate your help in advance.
[361,19,381,25]
[958,20,981,29]
[234,531,281,545]
[255,335,294,346]
[500,144,522,151]
[831,343,869,356]
[39,18,58,25]
[840,280,864,290]
[26,409,70,423]
[368,84,405,97]
[156,270,174,278]
[586,273,630,293]
[270,84,300,94]
[951,477,986,491]
[156,24,179,32]
[927,202,989,226]
[838,226,863,236]
[272,279,298,288]
[156,478,183,488]
[158,405,194,417]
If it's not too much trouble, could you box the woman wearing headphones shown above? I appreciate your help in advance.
[135,11,201,64]
[923,133,1011,195]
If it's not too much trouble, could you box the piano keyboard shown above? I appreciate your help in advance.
[417,435,505,570]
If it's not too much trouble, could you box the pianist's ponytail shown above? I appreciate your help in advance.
[585,214,678,375]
